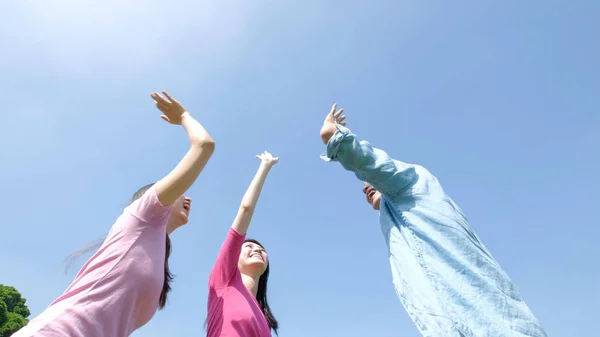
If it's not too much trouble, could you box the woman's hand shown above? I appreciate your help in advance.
[151,90,215,207]
[256,151,279,167]
[231,151,279,235]
[320,103,347,144]
[151,90,189,125]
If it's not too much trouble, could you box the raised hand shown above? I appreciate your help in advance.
[151,90,189,125]
[324,103,347,127]
[256,151,279,167]
[150,89,215,207]
[320,103,347,144]
[230,150,278,235]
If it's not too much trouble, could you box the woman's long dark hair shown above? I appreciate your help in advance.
[245,238,278,334]
[159,234,173,309]
[130,183,173,309]
[64,183,174,310]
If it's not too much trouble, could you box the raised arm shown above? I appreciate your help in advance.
[151,91,215,206]
[232,151,279,235]
[209,152,278,288]
[320,104,417,197]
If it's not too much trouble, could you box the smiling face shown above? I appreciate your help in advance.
[362,182,382,210]
[167,195,192,233]
[238,240,268,278]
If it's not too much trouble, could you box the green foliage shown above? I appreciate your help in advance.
[0,285,30,337]
[0,301,7,326]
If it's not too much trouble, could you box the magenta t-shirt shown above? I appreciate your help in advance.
[206,227,272,337]
[14,186,171,337]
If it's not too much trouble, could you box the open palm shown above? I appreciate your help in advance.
[324,103,347,127]
[151,90,188,125]
[320,103,348,144]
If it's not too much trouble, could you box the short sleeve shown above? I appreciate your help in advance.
[126,185,172,226]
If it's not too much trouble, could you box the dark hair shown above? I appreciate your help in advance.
[204,238,279,335]
[65,183,174,310]
[129,183,173,310]
[159,234,173,309]
[244,238,279,334]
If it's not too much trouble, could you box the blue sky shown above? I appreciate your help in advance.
[1,0,598,336]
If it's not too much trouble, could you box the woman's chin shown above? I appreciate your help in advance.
[246,259,267,273]
[250,258,265,265]
[179,211,189,225]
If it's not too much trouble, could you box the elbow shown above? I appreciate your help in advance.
[239,203,255,214]
[202,139,216,154]
[191,137,215,153]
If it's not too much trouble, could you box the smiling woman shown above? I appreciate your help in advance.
[206,152,279,337]
[240,238,277,331]
[11,91,215,337]
[320,103,547,337]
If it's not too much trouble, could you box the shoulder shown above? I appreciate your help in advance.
[125,185,172,227]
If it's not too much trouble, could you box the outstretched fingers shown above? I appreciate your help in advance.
[256,151,279,163]
[328,103,346,123]
[151,92,168,104]
[334,106,347,126]
[162,90,177,103]
[151,93,169,109]
[329,103,338,117]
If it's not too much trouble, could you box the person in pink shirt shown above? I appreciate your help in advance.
[13,91,215,337]
[206,151,279,337]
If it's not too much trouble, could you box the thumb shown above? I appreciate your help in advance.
[160,115,170,122]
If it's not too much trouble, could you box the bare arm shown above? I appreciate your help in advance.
[151,91,215,206]
[231,152,278,235]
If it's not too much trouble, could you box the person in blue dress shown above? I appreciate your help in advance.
[319,104,547,337]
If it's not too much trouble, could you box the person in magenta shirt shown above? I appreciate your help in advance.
[13,91,216,337]
[206,151,280,337]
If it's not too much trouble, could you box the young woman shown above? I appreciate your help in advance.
[319,104,546,336]
[14,91,215,337]
[206,151,279,337]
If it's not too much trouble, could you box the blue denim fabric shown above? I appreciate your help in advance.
[322,125,546,337]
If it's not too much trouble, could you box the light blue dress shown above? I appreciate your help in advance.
[322,125,546,337]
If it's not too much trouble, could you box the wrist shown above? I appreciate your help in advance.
[180,111,192,121]
[259,161,274,170]
[320,122,337,144]
[180,112,194,127]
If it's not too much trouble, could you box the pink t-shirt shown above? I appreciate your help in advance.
[14,186,171,337]
[206,227,272,337]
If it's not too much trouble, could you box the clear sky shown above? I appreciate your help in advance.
[1,1,598,336]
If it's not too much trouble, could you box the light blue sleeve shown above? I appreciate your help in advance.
[321,125,417,198]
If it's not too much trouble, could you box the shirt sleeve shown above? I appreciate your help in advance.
[126,185,172,226]
[209,227,246,289]
[321,124,418,198]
